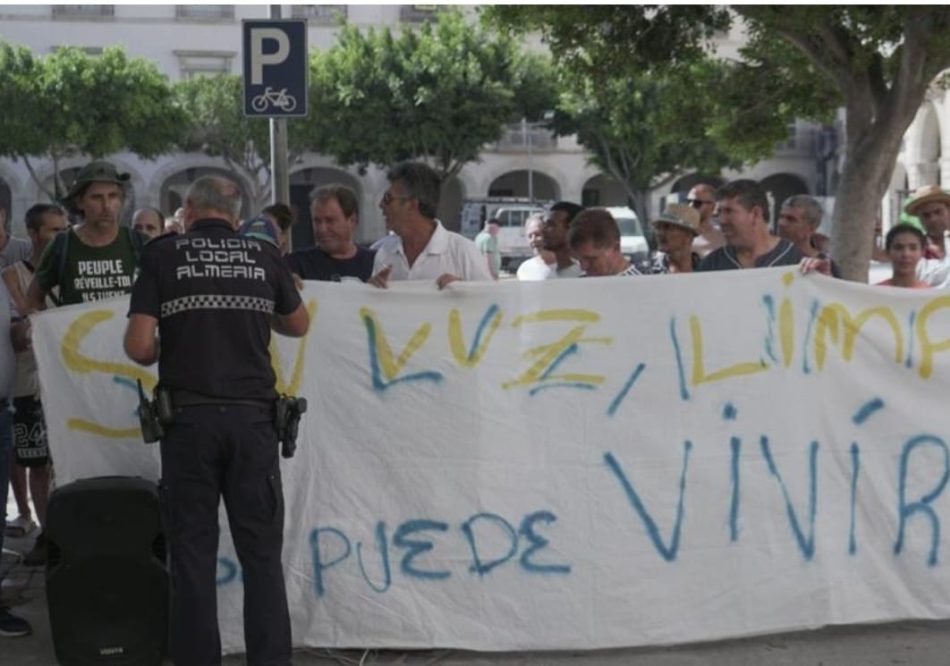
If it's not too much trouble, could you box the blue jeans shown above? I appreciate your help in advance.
[0,402,13,563]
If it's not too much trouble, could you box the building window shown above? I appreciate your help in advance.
[291,5,347,25]
[175,5,235,21]
[400,5,440,23]
[51,46,104,56]
[175,51,236,79]
[52,5,115,19]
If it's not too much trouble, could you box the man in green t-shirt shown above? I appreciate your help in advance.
[474,218,501,280]
[28,161,146,309]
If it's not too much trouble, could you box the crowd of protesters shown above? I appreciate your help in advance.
[1,159,946,651]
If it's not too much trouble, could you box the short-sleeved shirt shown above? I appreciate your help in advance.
[0,285,15,401]
[697,239,804,271]
[0,237,31,271]
[34,226,143,305]
[372,221,493,282]
[516,256,555,281]
[128,218,302,401]
[475,231,501,276]
[286,246,375,282]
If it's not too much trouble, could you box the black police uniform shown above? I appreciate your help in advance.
[128,218,302,666]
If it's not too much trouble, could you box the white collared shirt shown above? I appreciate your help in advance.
[372,221,494,282]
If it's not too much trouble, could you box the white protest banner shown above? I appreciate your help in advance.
[30,268,950,653]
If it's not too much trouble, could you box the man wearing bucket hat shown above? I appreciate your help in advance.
[28,160,147,309]
[647,203,702,274]
[905,184,950,260]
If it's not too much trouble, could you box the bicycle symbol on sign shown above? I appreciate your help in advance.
[251,87,298,113]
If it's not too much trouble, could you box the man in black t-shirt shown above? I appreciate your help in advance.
[698,179,805,271]
[286,185,375,282]
[124,176,309,666]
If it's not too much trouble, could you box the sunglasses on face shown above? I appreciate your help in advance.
[688,199,714,209]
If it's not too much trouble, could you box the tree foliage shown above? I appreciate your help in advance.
[485,6,950,280]
[0,42,182,199]
[174,74,309,210]
[554,59,747,221]
[302,10,557,181]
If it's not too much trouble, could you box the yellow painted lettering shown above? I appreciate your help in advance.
[271,299,318,395]
[61,310,156,390]
[814,303,903,370]
[359,307,432,382]
[690,315,767,386]
[504,309,607,389]
[448,306,503,368]
[916,295,950,379]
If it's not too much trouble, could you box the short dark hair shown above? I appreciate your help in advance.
[387,162,440,219]
[549,201,584,224]
[25,203,66,233]
[482,217,500,230]
[717,179,770,221]
[133,206,165,225]
[885,223,926,251]
[262,203,294,231]
[310,185,359,220]
[568,208,620,249]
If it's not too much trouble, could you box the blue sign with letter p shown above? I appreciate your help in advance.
[242,19,308,118]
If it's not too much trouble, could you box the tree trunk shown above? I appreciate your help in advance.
[831,102,924,282]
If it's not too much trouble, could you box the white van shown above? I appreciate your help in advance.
[605,206,649,259]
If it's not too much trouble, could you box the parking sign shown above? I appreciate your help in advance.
[242,20,308,118]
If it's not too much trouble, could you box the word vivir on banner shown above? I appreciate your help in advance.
[30,269,950,653]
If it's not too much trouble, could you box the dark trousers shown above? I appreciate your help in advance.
[160,404,291,666]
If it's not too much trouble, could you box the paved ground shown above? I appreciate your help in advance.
[6,495,950,665]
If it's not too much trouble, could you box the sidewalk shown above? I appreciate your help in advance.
[6,499,950,665]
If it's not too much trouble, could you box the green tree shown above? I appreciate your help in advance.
[176,74,291,211]
[302,10,557,182]
[0,43,183,200]
[553,60,747,222]
[486,7,950,281]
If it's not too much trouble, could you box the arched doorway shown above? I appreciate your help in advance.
[289,167,362,250]
[581,174,628,207]
[437,177,464,233]
[488,170,559,203]
[0,178,11,227]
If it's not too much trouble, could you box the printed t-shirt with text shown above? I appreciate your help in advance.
[35,228,138,305]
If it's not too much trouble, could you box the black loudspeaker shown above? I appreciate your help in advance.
[46,476,168,666]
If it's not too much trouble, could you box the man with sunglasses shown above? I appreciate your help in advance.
[686,183,724,258]
[370,162,491,289]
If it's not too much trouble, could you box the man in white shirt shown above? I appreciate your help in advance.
[370,162,492,289]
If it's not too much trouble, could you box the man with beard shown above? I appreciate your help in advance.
[28,160,147,309]
[286,186,375,282]
[541,201,584,278]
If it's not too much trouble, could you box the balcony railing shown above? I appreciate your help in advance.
[493,124,558,152]
[52,5,114,19]
[400,5,440,23]
[175,5,235,21]
[291,5,347,25]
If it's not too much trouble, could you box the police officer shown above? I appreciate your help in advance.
[123,176,309,666]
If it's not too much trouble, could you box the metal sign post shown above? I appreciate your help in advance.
[242,11,307,244]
